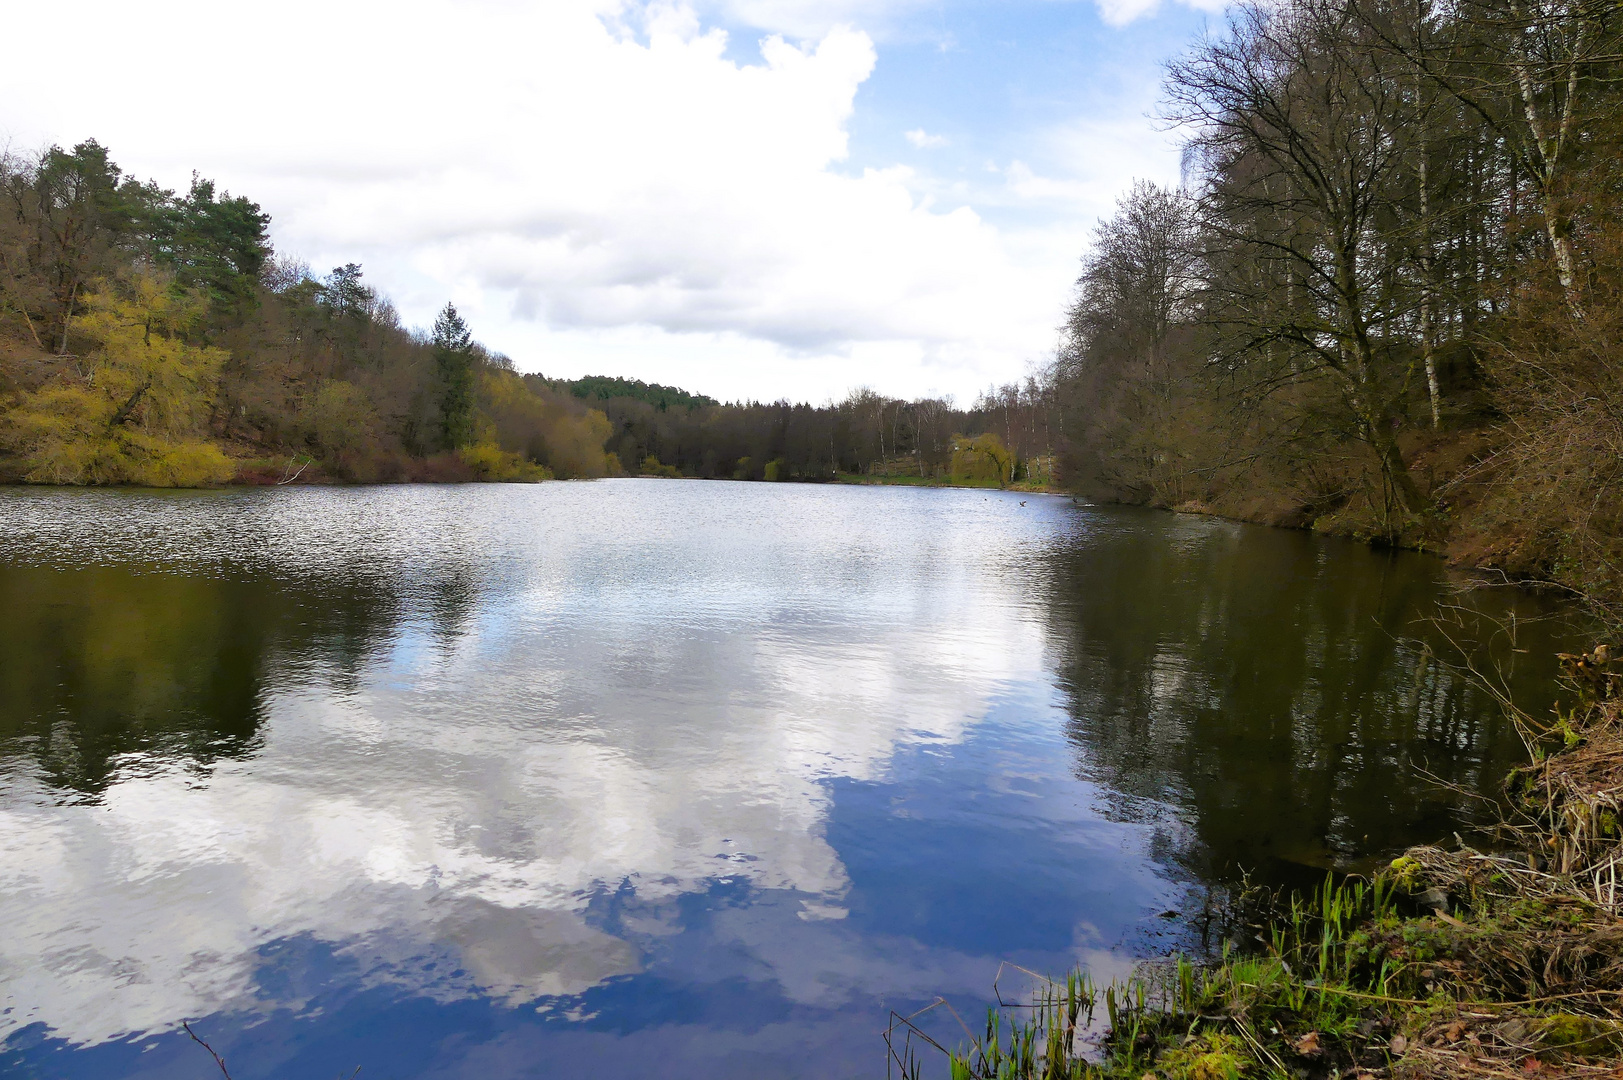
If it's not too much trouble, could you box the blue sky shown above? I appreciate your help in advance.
[0,0,1221,403]
[838,1,1207,210]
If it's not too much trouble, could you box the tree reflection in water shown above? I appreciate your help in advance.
[0,566,412,799]
[1039,506,1583,890]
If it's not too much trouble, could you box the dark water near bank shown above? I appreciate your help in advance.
[0,482,1584,1078]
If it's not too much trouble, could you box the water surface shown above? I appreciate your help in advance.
[0,482,1580,1078]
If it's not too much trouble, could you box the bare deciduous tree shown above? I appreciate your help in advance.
[1169,0,1433,517]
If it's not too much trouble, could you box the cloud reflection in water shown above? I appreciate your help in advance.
[0,482,1064,1046]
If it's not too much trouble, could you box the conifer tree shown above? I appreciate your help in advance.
[432,302,476,449]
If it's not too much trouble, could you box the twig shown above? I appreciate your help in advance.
[884,1002,954,1079]
[277,455,312,485]
[182,1020,233,1080]
[1228,1014,1289,1075]
[992,961,1053,1009]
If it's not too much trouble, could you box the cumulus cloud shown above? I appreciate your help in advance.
[1091,0,1228,27]
[0,0,1204,401]
[0,0,1079,400]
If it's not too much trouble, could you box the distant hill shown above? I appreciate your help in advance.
[564,375,718,411]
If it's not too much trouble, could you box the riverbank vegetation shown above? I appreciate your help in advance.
[964,3,1623,1066]
[892,646,1623,1079]
[1050,0,1623,611]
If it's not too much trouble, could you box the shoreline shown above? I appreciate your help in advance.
[920,647,1623,1080]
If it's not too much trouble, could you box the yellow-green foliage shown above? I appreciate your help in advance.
[2,273,232,486]
[950,432,1012,485]
[1387,854,1423,889]
[640,454,682,478]
[1536,1014,1623,1059]
[458,442,551,482]
[547,407,612,478]
[764,458,787,482]
[477,368,613,478]
[302,380,379,456]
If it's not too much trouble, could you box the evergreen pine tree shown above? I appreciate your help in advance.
[433,302,476,449]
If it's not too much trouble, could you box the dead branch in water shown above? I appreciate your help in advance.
[182,1020,232,1080]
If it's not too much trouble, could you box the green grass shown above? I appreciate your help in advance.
[896,869,1623,1079]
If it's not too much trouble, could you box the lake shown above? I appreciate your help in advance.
[0,481,1582,1079]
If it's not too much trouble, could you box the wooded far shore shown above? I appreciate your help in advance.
[3,0,1621,615]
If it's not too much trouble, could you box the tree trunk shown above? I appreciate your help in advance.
[1342,337,1427,514]
[56,280,78,355]
[1418,137,1442,430]
[1365,413,1426,513]
[1419,290,1442,430]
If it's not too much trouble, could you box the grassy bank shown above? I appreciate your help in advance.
[834,472,1006,490]
[896,646,1623,1079]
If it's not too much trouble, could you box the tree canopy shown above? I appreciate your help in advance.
[1051,0,1623,602]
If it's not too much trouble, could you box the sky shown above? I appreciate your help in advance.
[0,0,1221,405]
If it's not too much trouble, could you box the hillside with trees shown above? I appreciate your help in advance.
[0,141,1049,489]
[11,0,1616,615]
[0,142,622,484]
[1052,0,1623,608]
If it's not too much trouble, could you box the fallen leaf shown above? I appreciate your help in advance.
[1435,908,1470,929]
[1522,1056,1544,1074]
[1445,1021,1467,1042]
[1293,1032,1323,1056]
[1390,1034,1409,1055]
[1498,1019,1534,1046]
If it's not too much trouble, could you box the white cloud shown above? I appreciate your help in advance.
[0,1,1087,401]
[1091,0,1227,28]
[0,0,1212,401]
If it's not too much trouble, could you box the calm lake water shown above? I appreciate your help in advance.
[0,481,1583,1079]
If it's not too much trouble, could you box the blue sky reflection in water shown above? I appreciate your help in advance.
[0,482,1581,1078]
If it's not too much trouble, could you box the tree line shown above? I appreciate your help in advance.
[556,380,1058,484]
[0,140,1044,488]
[1051,0,1623,603]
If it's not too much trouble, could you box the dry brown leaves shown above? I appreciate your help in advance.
[1391,1008,1623,1079]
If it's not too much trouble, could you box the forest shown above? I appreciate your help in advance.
[0,142,627,485]
[3,0,1619,602]
[0,142,1046,488]
[1056,0,1623,608]
[557,381,1054,485]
